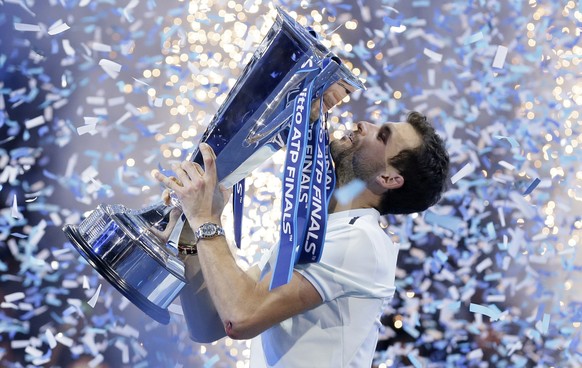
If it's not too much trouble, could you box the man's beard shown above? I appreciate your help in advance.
[330,140,379,188]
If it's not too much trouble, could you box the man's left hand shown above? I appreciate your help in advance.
[153,143,231,226]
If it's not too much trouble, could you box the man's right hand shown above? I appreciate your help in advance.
[309,80,355,121]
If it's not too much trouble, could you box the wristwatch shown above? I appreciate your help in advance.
[195,222,225,241]
[178,222,225,255]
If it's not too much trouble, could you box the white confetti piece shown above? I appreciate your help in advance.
[77,124,98,136]
[507,340,523,356]
[508,191,536,219]
[451,162,475,184]
[81,166,98,183]
[5,291,25,303]
[92,42,112,52]
[114,340,130,363]
[536,313,551,335]
[423,48,442,62]
[497,207,506,227]
[110,324,139,338]
[115,111,132,125]
[84,116,100,125]
[558,247,575,256]
[476,258,493,273]
[486,294,506,303]
[62,39,76,56]
[492,45,508,69]
[498,160,515,171]
[49,212,62,226]
[82,275,90,289]
[108,96,125,106]
[99,59,122,79]
[467,348,483,360]
[86,96,105,105]
[470,303,501,321]
[87,284,102,308]
[45,329,57,349]
[25,115,45,129]
[466,31,484,44]
[32,357,51,366]
[55,334,73,347]
[333,179,366,205]
[428,69,435,86]
[11,195,22,219]
[14,23,41,32]
[25,345,43,357]
[79,0,91,6]
[48,21,70,35]
[62,280,79,288]
[28,219,47,247]
[11,340,30,349]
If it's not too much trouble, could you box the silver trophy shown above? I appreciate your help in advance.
[63,8,365,324]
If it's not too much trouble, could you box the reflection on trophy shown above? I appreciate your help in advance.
[62,8,365,324]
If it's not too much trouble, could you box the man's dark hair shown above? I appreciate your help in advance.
[377,111,449,215]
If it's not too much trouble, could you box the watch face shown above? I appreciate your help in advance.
[200,223,217,237]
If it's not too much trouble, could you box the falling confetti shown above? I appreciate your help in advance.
[0,1,580,367]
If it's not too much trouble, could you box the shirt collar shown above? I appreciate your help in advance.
[328,207,381,222]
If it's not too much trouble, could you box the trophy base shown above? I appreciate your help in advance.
[64,225,171,324]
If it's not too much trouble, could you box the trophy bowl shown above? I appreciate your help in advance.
[63,7,365,324]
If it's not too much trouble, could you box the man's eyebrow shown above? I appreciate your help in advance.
[380,124,392,141]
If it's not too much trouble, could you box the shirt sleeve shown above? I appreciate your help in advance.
[295,225,394,302]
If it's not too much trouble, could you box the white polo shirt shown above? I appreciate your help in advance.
[250,208,399,367]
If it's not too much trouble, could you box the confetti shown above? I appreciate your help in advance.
[45,329,57,349]
[536,313,551,335]
[11,194,23,219]
[98,59,122,79]
[333,179,365,205]
[450,162,475,184]
[92,42,113,52]
[47,21,70,35]
[465,31,484,44]
[470,303,501,321]
[24,115,45,129]
[492,45,508,69]
[13,23,41,32]
[87,284,102,308]
[522,177,540,196]
[475,258,492,273]
[5,292,26,303]
[203,354,220,368]
[423,48,442,62]
[1,2,580,367]
[407,353,422,368]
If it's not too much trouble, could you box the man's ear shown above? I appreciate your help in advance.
[376,173,404,190]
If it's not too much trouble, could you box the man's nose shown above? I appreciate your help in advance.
[356,121,372,136]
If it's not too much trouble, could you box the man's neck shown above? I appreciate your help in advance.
[328,195,375,214]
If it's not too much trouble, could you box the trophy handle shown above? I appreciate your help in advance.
[165,198,187,252]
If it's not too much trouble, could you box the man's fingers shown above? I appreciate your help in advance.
[153,170,182,191]
[200,143,218,181]
[162,189,171,204]
[180,161,203,181]
[174,163,192,185]
[170,177,183,186]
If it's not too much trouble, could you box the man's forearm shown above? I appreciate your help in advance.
[180,255,227,343]
[193,229,266,339]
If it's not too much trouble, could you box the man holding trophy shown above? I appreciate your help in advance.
[154,102,449,367]
[64,8,449,367]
